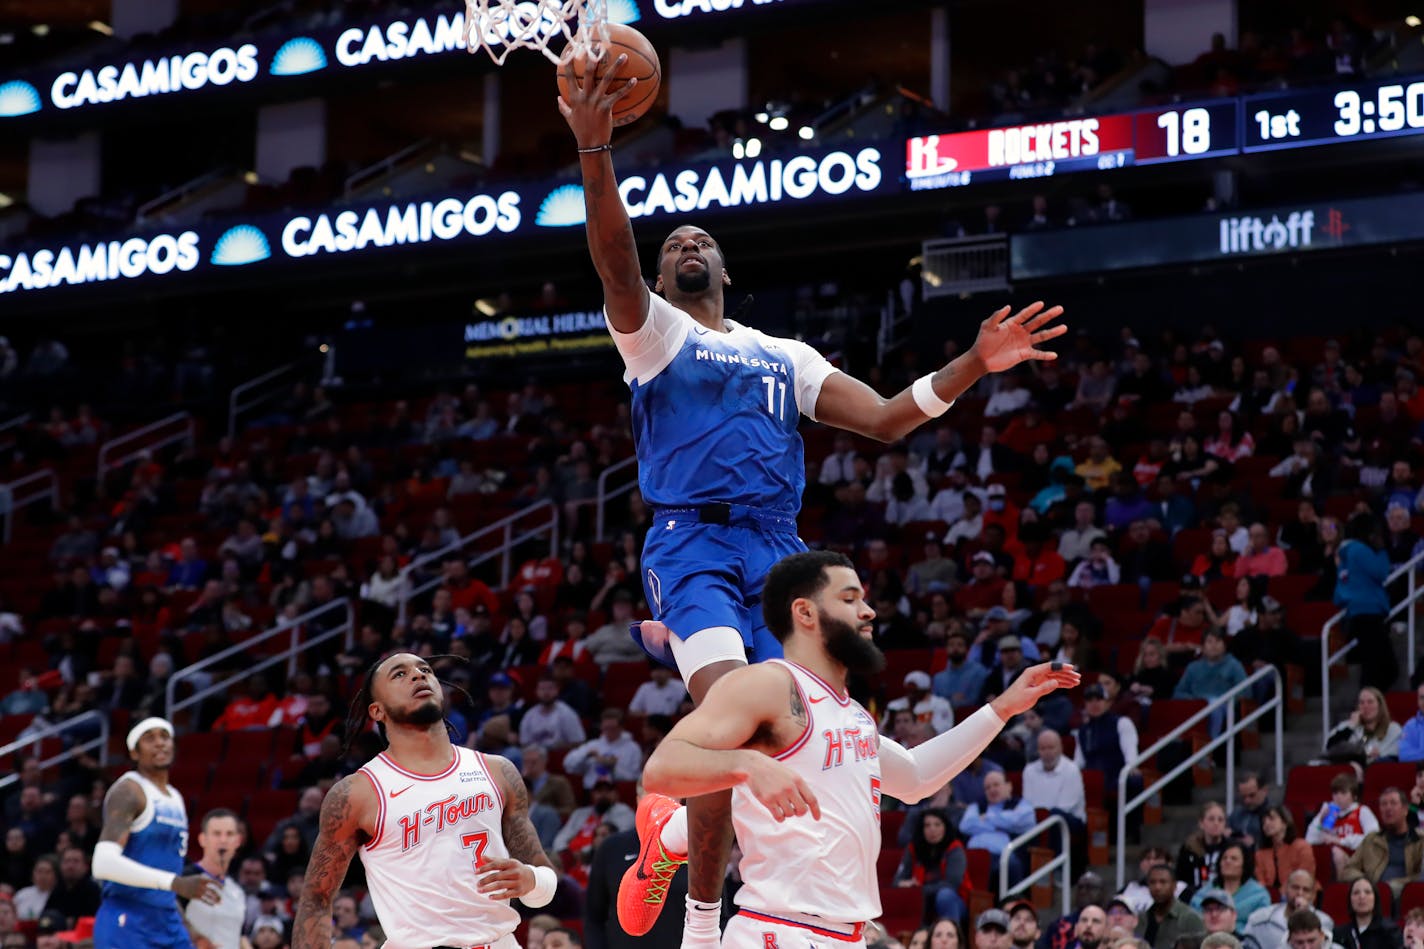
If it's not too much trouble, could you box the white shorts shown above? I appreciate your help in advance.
[723,911,867,949]
[387,930,520,949]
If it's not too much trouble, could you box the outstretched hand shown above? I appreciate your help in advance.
[989,662,1081,721]
[557,50,639,148]
[970,301,1067,374]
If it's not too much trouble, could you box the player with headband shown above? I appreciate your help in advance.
[557,46,1069,945]
[92,717,224,949]
[291,653,557,949]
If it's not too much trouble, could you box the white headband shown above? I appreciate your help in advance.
[126,717,173,752]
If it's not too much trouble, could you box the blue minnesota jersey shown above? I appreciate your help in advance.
[102,772,187,909]
[610,294,839,513]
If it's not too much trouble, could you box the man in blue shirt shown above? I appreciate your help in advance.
[934,628,990,708]
[961,771,1036,886]
[560,54,1069,944]
[1175,629,1247,736]
[1398,684,1424,762]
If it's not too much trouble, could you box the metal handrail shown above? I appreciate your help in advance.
[0,412,30,436]
[594,456,638,541]
[1115,665,1284,888]
[165,598,355,721]
[0,711,109,791]
[345,139,437,196]
[96,411,194,480]
[395,501,559,624]
[999,812,1071,914]
[228,361,299,438]
[1320,547,1424,745]
[136,167,236,223]
[0,468,58,543]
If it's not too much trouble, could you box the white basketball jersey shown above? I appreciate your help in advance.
[358,746,520,949]
[731,660,883,924]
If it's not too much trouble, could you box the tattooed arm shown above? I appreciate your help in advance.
[472,757,556,903]
[556,52,649,333]
[291,776,372,949]
[642,663,821,822]
[814,302,1067,443]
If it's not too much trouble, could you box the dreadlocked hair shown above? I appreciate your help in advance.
[342,653,476,761]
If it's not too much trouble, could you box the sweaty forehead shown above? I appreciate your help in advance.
[664,226,714,246]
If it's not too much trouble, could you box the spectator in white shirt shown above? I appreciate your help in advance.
[944,494,985,548]
[584,593,648,667]
[985,374,1032,418]
[1023,729,1087,830]
[562,708,644,790]
[1058,501,1107,565]
[867,447,929,505]
[929,470,982,526]
[517,676,587,749]
[819,432,860,486]
[1066,538,1121,589]
[880,671,955,735]
[628,665,686,717]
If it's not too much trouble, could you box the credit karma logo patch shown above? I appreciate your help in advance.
[536,185,586,227]
[270,37,328,76]
[0,81,42,117]
[608,0,642,23]
[210,225,271,266]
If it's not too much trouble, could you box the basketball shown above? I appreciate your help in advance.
[556,24,661,126]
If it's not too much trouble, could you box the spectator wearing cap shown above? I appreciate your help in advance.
[968,607,1040,668]
[476,672,527,730]
[1004,898,1040,949]
[250,915,286,949]
[1023,729,1086,831]
[34,908,68,949]
[934,629,990,709]
[908,534,959,597]
[1067,538,1120,589]
[1235,524,1288,579]
[960,772,1035,887]
[976,909,1012,949]
[1106,898,1140,942]
[1197,889,1242,940]
[882,671,955,735]
[1138,864,1205,949]
[979,635,1031,704]
[955,552,1006,621]
[1189,843,1271,933]
[584,593,649,667]
[563,709,644,790]
[1074,681,1143,839]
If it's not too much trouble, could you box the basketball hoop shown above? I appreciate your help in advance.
[464,0,610,66]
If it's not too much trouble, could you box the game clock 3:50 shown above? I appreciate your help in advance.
[1335,81,1424,136]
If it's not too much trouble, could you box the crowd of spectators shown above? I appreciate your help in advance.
[0,317,1422,949]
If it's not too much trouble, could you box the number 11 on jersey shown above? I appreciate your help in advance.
[761,376,786,420]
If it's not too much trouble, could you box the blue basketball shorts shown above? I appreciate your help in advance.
[633,507,807,677]
[95,900,194,949]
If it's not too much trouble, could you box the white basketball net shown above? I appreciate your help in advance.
[464,0,609,66]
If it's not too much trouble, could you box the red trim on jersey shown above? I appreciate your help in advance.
[477,751,505,810]
[377,748,459,781]
[784,660,850,706]
[358,768,385,851]
[767,662,815,762]
[739,911,866,942]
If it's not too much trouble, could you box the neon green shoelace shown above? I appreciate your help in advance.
[642,844,687,904]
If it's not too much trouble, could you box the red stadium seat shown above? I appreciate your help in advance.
[1311,844,1336,883]
[878,885,923,934]
[1284,765,1355,814]
[1322,882,1390,921]
[1384,693,1417,727]
[1400,882,1424,916]
[882,810,906,844]
[877,848,903,886]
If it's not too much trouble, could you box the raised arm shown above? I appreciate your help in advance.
[93,778,221,905]
[473,756,559,907]
[880,663,1080,804]
[292,776,369,949]
[814,302,1066,443]
[642,662,821,821]
[557,52,649,332]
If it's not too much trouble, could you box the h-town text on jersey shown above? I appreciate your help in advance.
[398,792,496,851]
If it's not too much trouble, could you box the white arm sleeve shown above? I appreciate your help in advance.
[879,705,1006,804]
[92,840,177,891]
[605,294,692,386]
[774,336,840,422]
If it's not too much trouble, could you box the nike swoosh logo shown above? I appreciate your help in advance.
[809,695,827,704]
[390,785,413,798]
[693,327,708,335]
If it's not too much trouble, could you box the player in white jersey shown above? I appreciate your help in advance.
[639,551,1080,947]
[291,654,558,949]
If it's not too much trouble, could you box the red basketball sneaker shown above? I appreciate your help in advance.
[616,792,686,936]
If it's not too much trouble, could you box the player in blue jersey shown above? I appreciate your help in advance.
[559,55,1067,946]
[91,718,223,949]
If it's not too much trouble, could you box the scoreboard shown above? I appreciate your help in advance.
[905,74,1424,191]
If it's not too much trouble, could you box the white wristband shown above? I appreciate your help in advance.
[912,374,953,417]
[92,840,178,892]
[520,864,558,907]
